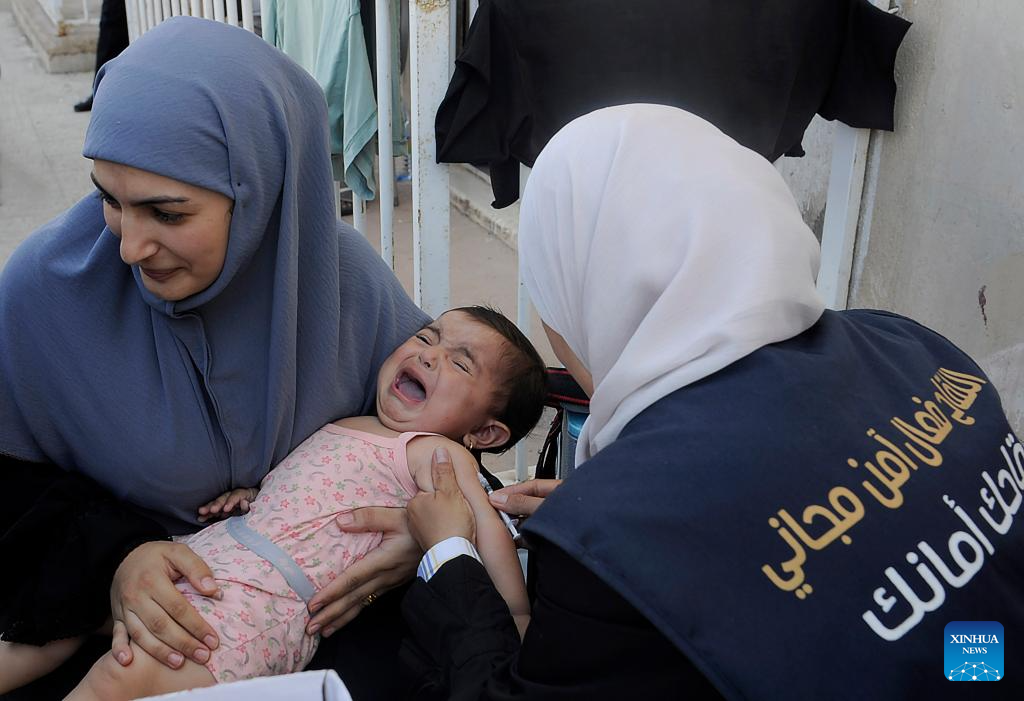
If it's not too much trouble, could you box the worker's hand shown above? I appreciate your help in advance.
[488,478,563,519]
[197,486,259,523]
[407,446,476,549]
[110,541,221,669]
[306,506,421,637]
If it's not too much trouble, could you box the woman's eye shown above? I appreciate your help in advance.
[416,334,430,343]
[153,208,184,224]
[455,361,469,373]
[96,190,120,209]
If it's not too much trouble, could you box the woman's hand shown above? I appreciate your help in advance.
[109,541,221,669]
[305,506,421,637]
[488,478,563,519]
[197,486,259,523]
[407,446,476,548]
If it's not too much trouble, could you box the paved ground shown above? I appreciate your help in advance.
[0,6,95,260]
[0,7,555,479]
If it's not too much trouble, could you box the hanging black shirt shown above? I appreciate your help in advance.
[435,0,911,207]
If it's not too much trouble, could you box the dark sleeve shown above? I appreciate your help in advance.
[819,0,912,130]
[0,454,169,644]
[400,544,714,700]
[434,0,530,208]
[400,555,520,700]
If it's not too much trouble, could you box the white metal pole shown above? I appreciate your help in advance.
[124,0,140,41]
[213,0,224,22]
[353,194,367,234]
[817,124,870,310]
[515,276,532,482]
[515,163,532,482]
[410,0,451,316]
[190,0,202,18]
[226,0,238,26]
[240,0,255,31]
[375,0,395,269]
[145,0,156,30]
[449,0,457,76]
[202,0,214,20]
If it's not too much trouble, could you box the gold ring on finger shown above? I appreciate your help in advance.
[362,592,378,607]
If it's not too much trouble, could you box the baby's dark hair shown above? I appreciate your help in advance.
[451,306,547,453]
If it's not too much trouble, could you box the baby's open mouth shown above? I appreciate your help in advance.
[395,371,426,402]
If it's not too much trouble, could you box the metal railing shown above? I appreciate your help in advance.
[124,1,255,40]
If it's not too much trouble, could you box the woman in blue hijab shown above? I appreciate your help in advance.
[0,16,426,696]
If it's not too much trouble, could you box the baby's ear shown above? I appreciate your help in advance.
[466,419,511,451]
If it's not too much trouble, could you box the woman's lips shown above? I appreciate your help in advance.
[141,267,180,282]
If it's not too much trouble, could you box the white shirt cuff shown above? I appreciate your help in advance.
[417,536,481,581]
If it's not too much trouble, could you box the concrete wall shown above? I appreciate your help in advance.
[846,1,1023,433]
[776,117,835,242]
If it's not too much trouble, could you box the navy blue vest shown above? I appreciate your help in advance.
[526,310,1024,698]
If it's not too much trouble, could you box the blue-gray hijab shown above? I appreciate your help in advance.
[0,17,427,531]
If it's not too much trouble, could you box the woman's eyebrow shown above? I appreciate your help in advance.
[90,172,190,206]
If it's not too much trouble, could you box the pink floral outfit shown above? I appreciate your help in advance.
[173,424,424,683]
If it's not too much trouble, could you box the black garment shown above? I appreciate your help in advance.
[401,549,711,700]
[0,455,168,646]
[306,583,413,701]
[0,455,167,699]
[93,0,129,76]
[436,0,911,207]
[0,636,111,700]
[74,0,128,111]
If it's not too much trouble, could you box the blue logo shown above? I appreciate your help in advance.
[945,621,1003,681]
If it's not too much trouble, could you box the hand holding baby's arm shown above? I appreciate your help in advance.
[489,478,563,519]
[407,446,477,545]
[409,445,531,637]
[197,487,259,523]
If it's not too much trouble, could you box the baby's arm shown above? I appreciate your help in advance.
[456,456,531,636]
[410,438,530,636]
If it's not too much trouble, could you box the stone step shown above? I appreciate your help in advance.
[12,0,97,74]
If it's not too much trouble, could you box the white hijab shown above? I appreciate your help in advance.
[519,104,825,465]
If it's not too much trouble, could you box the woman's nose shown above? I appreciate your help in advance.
[118,218,159,265]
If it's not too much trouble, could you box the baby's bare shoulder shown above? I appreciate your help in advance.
[406,434,472,466]
[405,435,479,489]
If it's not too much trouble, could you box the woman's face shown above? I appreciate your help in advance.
[91,159,233,301]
